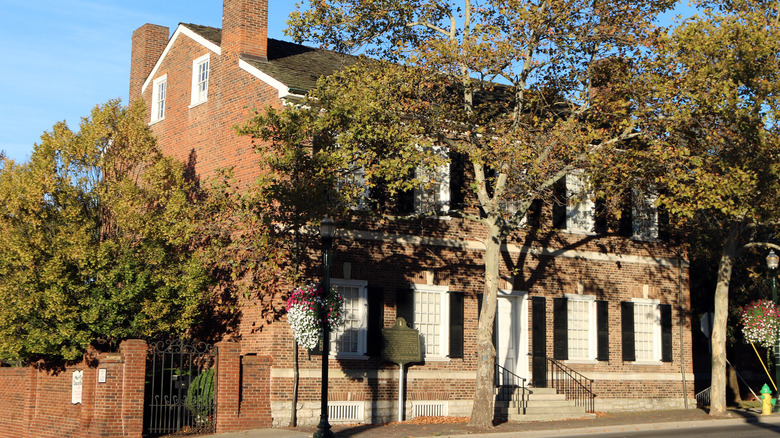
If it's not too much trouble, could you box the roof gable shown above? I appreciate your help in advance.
[141,24,221,93]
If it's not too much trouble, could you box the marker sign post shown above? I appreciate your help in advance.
[382,318,421,422]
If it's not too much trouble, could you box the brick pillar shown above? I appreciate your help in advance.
[22,367,37,438]
[120,339,147,437]
[215,341,241,433]
[240,355,273,428]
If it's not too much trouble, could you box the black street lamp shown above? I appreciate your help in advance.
[768,249,779,412]
[314,216,336,438]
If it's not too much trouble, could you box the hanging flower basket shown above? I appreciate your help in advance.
[286,283,344,350]
[741,299,780,349]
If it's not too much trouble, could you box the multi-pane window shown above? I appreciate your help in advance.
[151,75,167,123]
[567,298,594,360]
[330,280,367,357]
[411,285,449,359]
[190,54,210,106]
[633,302,659,361]
[632,189,659,241]
[414,146,450,215]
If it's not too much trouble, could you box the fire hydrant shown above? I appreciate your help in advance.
[761,384,776,415]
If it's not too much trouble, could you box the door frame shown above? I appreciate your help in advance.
[495,290,529,381]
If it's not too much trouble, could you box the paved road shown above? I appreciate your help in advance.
[570,422,780,437]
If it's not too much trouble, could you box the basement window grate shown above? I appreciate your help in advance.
[328,401,365,423]
[412,401,448,418]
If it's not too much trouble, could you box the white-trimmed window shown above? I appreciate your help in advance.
[632,189,659,241]
[338,166,370,211]
[151,75,167,123]
[565,172,596,234]
[632,299,661,362]
[414,146,450,215]
[190,54,210,106]
[330,279,367,357]
[566,294,596,360]
[411,284,450,359]
[554,171,595,234]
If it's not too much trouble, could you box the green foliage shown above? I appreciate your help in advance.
[185,369,215,423]
[0,100,211,361]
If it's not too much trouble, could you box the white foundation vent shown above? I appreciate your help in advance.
[412,401,448,418]
[328,401,365,423]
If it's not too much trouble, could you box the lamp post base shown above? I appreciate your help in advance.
[313,418,334,438]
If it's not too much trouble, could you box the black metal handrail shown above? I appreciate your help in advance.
[495,363,528,414]
[546,357,595,413]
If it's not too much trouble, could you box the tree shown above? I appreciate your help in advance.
[636,2,780,414]
[0,100,212,361]
[256,0,675,427]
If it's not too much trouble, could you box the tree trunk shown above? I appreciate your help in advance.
[726,360,742,404]
[710,225,741,415]
[468,221,501,429]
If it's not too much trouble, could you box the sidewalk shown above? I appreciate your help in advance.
[197,408,780,438]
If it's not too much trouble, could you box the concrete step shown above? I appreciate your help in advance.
[527,392,567,401]
[523,405,590,416]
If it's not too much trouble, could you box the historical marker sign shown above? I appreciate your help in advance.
[382,317,421,365]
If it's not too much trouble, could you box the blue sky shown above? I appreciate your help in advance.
[0,1,694,163]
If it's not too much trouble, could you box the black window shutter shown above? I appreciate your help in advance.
[450,151,467,211]
[396,288,414,327]
[449,292,465,359]
[596,300,609,361]
[658,204,670,240]
[660,303,673,362]
[531,297,547,388]
[553,297,568,360]
[619,197,633,237]
[552,177,568,229]
[594,197,607,234]
[621,301,636,361]
[367,286,384,357]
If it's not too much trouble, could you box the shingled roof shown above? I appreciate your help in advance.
[182,23,357,95]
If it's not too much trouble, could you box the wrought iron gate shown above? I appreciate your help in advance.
[144,339,217,436]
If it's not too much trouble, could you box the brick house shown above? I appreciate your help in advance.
[129,0,694,427]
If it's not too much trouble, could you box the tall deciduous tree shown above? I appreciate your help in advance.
[255,0,674,427]
[636,2,780,414]
[0,100,212,361]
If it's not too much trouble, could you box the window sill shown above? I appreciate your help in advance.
[331,354,369,361]
[189,100,207,109]
[565,359,599,365]
[630,360,663,366]
[149,118,164,126]
[422,356,450,363]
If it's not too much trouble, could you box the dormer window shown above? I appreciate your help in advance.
[151,75,167,123]
[190,54,210,106]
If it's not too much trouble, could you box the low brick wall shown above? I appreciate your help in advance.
[0,339,146,438]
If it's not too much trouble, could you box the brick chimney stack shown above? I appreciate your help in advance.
[222,0,269,61]
[129,24,169,103]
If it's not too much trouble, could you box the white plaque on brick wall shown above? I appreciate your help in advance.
[72,370,83,404]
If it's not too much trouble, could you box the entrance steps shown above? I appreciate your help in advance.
[495,386,596,422]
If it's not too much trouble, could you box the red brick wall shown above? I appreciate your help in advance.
[0,340,146,438]
[215,341,273,432]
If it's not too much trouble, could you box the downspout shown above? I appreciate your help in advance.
[678,256,689,409]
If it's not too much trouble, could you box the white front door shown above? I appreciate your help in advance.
[496,291,529,382]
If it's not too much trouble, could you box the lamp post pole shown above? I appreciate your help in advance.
[768,250,779,412]
[314,217,335,438]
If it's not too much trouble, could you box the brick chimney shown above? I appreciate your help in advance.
[129,24,169,103]
[222,0,268,61]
